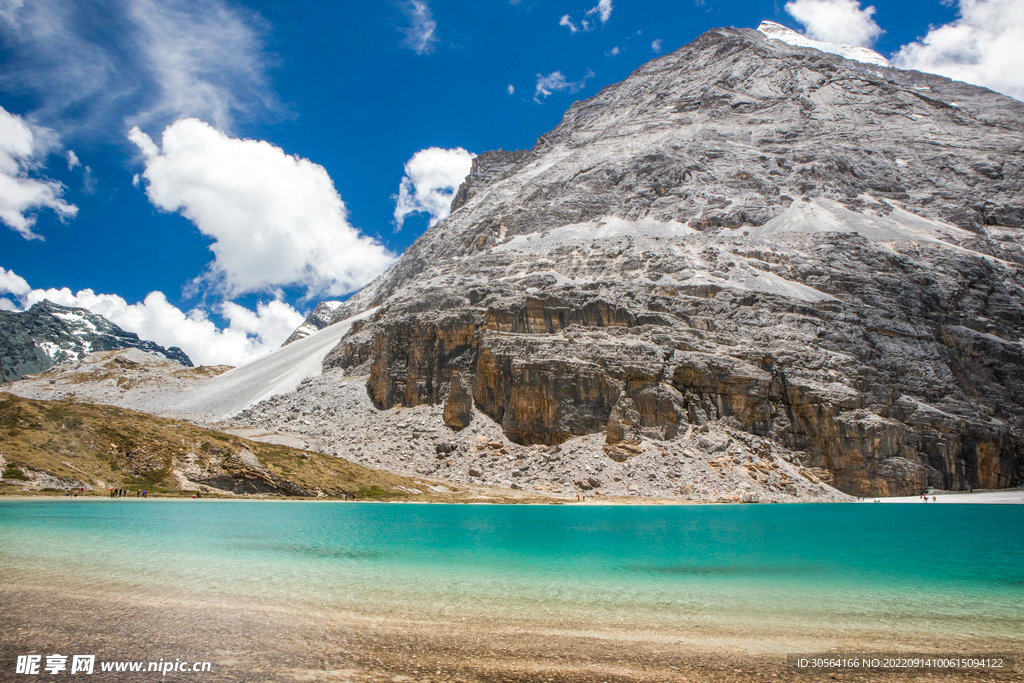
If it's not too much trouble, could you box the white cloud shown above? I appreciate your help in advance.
[652,38,664,53]
[785,0,882,46]
[393,147,475,230]
[399,0,438,55]
[507,84,515,95]
[129,118,395,299]
[607,46,620,56]
[0,267,306,366]
[82,166,96,195]
[0,106,77,239]
[0,266,31,297]
[534,69,595,101]
[0,0,25,24]
[66,150,80,170]
[893,0,1024,101]
[127,0,279,133]
[0,0,278,137]
[586,0,613,23]
[0,0,127,134]
[559,14,579,34]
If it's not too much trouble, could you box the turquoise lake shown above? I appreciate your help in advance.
[1,500,1022,646]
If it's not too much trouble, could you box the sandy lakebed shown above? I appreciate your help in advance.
[1,498,1022,682]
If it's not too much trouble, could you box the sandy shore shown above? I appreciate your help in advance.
[859,489,1024,504]
[2,578,1020,683]
[6,487,1024,506]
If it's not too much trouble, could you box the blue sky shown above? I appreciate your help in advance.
[0,0,1018,365]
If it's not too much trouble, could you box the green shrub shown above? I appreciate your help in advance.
[3,465,28,480]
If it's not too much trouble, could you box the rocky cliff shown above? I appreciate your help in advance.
[305,26,1024,498]
[0,300,192,383]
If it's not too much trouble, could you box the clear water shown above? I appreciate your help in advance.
[1,500,1022,642]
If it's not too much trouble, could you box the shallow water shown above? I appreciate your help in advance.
[2,499,1022,643]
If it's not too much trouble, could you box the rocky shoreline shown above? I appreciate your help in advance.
[232,368,851,504]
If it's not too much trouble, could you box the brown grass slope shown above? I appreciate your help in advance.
[0,392,420,499]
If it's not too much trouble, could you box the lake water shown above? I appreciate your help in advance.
[1,500,1022,680]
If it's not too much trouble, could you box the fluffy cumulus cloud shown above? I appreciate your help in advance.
[399,0,438,55]
[652,39,664,53]
[393,147,475,230]
[129,118,395,299]
[0,266,31,306]
[586,0,613,24]
[0,107,77,239]
[507,84,515,95]
[785,0,882,46]
[534,69,595,101]
[893,0,1024,101]
[0,267,305,366]
[559,14,579,34]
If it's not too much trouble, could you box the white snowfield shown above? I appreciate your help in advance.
[757,21,891,68]
[159,307,378,421]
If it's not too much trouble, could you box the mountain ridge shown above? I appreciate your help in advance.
[0,300,192,383]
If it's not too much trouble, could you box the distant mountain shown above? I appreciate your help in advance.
[0,300,192,383]
[282,301,342,346]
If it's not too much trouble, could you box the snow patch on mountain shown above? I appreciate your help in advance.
[758,21,890,67]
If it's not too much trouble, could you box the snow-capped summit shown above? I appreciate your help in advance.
[757,20,890,67]
[0,300,192,382]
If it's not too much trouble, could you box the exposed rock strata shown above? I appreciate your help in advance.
[233,367,850,503]
[315,27,1024,497]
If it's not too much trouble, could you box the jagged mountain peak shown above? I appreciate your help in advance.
[0,300,192,383]
[282,301,342,346]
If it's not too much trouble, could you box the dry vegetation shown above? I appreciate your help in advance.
[0,392,426,499]
[0,392,591,504]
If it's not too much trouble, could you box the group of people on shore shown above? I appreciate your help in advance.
[109,488,147,498]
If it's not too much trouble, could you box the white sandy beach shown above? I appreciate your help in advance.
[861,489,1024,504]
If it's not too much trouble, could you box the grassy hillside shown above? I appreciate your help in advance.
[0,392,421,499]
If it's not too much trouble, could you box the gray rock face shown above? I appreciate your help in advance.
[0,301,192,382]
[311,27,1024,497]
[282,301,343,346]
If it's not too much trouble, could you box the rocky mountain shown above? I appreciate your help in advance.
[0,300,192,383]
[302,26,1024,497]
[282,301,342,346]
